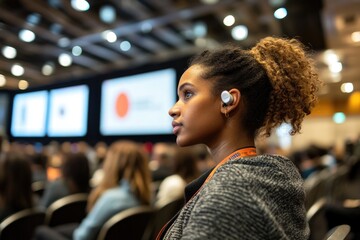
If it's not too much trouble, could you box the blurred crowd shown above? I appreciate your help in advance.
[0,135,359,239]
[0,139,213,239]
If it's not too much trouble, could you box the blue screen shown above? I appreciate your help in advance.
[10,90,48,137]
[47,85,89,137]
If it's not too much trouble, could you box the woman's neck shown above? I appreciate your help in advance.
[209,138,255,164]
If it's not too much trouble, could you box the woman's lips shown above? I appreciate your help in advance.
[172,121,182,135]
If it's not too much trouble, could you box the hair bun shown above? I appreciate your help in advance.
[250,37,322,136]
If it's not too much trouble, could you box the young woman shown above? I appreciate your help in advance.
[159,37,322,239]
[0,152,34,222]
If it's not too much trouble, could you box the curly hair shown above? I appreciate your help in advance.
[189,37,322,138]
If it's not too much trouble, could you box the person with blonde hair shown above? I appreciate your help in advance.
[159,37,322,239]
[35,140,152,240]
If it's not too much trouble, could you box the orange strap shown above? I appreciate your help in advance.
[204,147,257,184]
[156,147,257,240]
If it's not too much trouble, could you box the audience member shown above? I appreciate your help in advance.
[149,142,175,182]
[155,145,201,207]
[35,140,152,240]
[301,144,330,179]
[39,152,91,209]
[0,152,34,222]
[193,144,214,174]
[89,141,108,187]
[29,153,48,183]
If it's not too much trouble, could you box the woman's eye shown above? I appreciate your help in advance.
[184,91,193,99]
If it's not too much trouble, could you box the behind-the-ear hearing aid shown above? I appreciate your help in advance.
[221,90,234,106]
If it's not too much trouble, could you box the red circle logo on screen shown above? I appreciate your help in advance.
[115,93,129,118]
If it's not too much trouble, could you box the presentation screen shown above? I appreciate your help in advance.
[10,90,48,137]
[100,68,176,136]
[47,85,89,137]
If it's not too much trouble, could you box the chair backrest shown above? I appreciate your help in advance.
[325,224,351,240]
[325,201,360,240]
[45,193,88,227]
[97,206,155,240]
[307,198,328,240]
[0,208,46,240]
[142,197,184,240]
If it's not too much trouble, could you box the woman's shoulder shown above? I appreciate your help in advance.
[214,154,302,186]
[161,174,186,186]
[99,181,136,202]
[227,154,297,173]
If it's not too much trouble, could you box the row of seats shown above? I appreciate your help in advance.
[307,197,360,240]
[0,193,184,240]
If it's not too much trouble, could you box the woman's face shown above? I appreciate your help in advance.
[169,65,225,147]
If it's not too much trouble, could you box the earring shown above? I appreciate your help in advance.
[224,109,229,118]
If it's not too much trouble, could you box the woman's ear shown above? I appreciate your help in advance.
[220,88,241,116]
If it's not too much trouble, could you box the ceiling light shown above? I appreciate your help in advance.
[340,82,353,93]
[0,74,6,87]
[231,25,248,41]
[58,37,70,47]
[11,64,24,76]
[324,50,339,63]
[223,15,235,27]
[120,41,131,51]
[99,5,116,24]
[351,31,360,42]
[42,62,55,76]
[332,112,346,124]
[102,30,117,43]
[329,61,342,73]
[2,46,17,59]
[58,53,72,67]
[18,80,29,90]
[193,22,207,38]
[274,8,287,19]
[19,29,36,42]
[72,46,82,56]
[26,13,41,25]
[71,0,90,11]
[141,22,153,33]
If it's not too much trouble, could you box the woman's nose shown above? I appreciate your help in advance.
[168,103,180,118]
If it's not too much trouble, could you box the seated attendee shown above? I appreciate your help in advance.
[193,144,214,174]
[89,141,108,188]
[149,142,176,182]
[39,152,91,209]
[29,153,48,184]
[35,140,152,240]
[155,146,201,207]
[0,152,34,222]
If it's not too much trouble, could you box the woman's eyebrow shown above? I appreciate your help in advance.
[178,82,193,94]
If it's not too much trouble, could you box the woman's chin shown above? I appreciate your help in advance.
[176,137,197,147]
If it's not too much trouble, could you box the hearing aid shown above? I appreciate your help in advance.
[221,90,234,106]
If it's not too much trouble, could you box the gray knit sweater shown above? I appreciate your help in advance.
[162,154,309,240]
